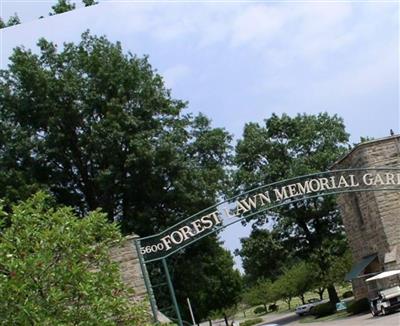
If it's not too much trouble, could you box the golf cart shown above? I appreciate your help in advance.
[366,270,400,316]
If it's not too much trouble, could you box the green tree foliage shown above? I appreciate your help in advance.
[281,261,315,305]
[311,246,352,292]
[234,113,350,303]
[0,14,21,29]
[0,192,150,325]
[7,14,21,27]
[242,279,274,311]
[173,238,242,320]
[235,229,287,285]
[271,273,297,310]
[50,0,76,15]
[0,32,239,320]
[0,32,231,234]
[83,0,99,6]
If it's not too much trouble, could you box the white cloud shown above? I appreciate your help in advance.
[230,5,289,47]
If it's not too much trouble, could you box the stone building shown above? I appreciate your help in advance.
[331,135,400,299]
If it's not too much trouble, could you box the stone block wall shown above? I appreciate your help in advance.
[332,135,400,299]
[109,234,148,301]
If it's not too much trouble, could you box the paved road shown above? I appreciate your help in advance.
[257,311,400,326]
[201,310,400,326]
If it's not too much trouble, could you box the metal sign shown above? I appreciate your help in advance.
[138,168,400,262]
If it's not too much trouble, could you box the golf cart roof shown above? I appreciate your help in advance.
[366,270,400,282]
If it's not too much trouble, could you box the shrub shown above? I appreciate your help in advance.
[311,302,336,318]
[269,303,278,311]
[253,306,266,314]
[346,298,370,315]
[240,318,263,326]
[0,192,150,325]
[342,291,354,299]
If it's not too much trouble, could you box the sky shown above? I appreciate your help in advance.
[1,0,399,270]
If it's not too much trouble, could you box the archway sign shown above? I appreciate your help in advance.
[135,167,400,325]
[138,167,400,262]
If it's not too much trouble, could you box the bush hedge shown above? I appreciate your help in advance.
[240,318,263,326]
[311,302,336,318]
[346,298,370,315]
[253,306,266,314]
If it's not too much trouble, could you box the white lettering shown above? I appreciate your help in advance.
[349,174,360,187]
[170,231,184,244]
[274,187,288,201]
[179,225,194,240]
[338,176,350,188]
[363,173,374,186]
[160,235,173,251]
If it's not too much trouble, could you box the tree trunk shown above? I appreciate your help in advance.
[327,284,339,304]
[287,297,292,310]
[223,313,229,326]
[317,287,325,300]
[299,294,305,305]
[263,303,267,311]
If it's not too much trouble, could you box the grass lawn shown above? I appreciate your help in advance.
[235,283,353,320]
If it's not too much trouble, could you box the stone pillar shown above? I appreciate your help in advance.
[109,234,148,301]
[109,234,171,324]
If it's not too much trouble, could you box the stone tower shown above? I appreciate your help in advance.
[330,135,400,299]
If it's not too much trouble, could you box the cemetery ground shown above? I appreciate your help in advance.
[199,284,399,326]
[234,285,351,322]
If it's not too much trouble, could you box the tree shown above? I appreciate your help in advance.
[0,31,238,320]
[50,0,76,15]
[0,32,231,234]
[83,0,98,6]
[283,261,315,305]
[234,113,350,304]
[310,242,353,299]
[6,14,21,27]
[173,239,243,321]
[242,279,275,312]
[0,14,20,29]
[235,229,287,285]
[271,275,296,310]
[0,192,150,325]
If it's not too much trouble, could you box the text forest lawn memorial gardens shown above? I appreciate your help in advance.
[139,169,400,262]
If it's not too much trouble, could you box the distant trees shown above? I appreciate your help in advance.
[242,280,274,311]
[234,113,350,304]
[279,262,315,306]
[235,229,287,285]
[0,0,99,28]
[241,253,352,312]
[0,14,20,29]
[50,0,98,15]
[50,0,76,15]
